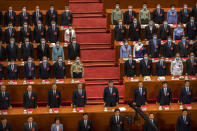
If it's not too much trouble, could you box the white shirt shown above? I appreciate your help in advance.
[64,29,76,42]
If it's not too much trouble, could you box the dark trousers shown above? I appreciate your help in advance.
[73,72,82,78]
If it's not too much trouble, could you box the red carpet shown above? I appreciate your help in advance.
[69,3,103,13]
[70,0,101,2]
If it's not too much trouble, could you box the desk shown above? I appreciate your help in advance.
[1,103,197,131]
[123,76,197,102]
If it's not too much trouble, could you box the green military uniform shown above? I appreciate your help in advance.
[139,8,150,24]
[71,62,84,78]
[111,9,123,25]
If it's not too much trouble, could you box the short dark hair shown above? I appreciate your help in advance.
[114,108,120,112]
[109,80,114,83]
[138,81,143,84]
[182,109,188,112]
[170,4,175,7]
[185,80,190,83]
[149,112,154,115]
[83,113,88,116]
[162,81,168,85]
[55,117,60,122]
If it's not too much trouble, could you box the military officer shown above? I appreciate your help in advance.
[71,57,84,78]
[167,4,178,24]
[139,3,150,24]
[111,3,123,25]
[170,53,183,76]
[173,24,185,40]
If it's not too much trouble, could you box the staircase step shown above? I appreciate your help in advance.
[69,3,103,13]
[84,62,116,67]
[75,28,107,33]
[73,13,104,18]
[70,0,101,3]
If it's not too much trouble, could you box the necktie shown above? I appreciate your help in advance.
[139,88,142,96]
[186,87,189,93]
[28,92,31,98]
[183,116,186,122]
[129,60,132,65]
[110,88,112,94]
[169,42,171,47]
[78,90,82,96]
[44,63,46,69]
[9,11,12,17]
[29,123,32,129]
[116,116,119,123]
[9,29,12,36]
[23,12,26,17]
[2,92,5,97]
[158,9,160,15]
[164,88,167,96]
[42,45,45,51]
[53,90,56,95]
[11,64,14,71]
[84,120,87,128]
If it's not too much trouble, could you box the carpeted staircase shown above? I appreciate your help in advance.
[69,0,124,105]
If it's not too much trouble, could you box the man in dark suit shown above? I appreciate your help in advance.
[72,83,86,107]
[179,80,193,104]
[0,41,6,61]
[6,59,19,80]
[140,53,152,76]
[48,83,61,108]
[133,81,147,107]
[103,80,119,107]
[192,2,197,22]
[39,56,51,79]
[0,10,2,26]
[6,38,18,61]
[19,6,31,26]
[20,22,32,43]
[124,5,136,25]
[192,39,197,57]
[33,20,46,43]
[53,56,66,79]
[21,38,34,61]
[68,38,80,60]
[186,17,197,40]
[110,108,124,131]
[144,113,158,131]
[4,6,16,26]
[144,21,157,40]
[124,54,136,77]
[47,21,60,43]
[0,85,10,110]
[180,4,191,24]
[0,117,11,131]
[148,34,161,58]
[32,5,43,25]
[24,57,36,79]
[155,56,167,76]
[114,20,126,41]
[46,5,57,26]
[37,38,50,60]
[177,37,190,57]
[24,116,38,131]
[23,85,37,109]
[158,81,172,105]
[5,23,16,44]
[0,61,4,80]
[152,4,165,24]
[158,21,171,40]
[186,52,197,75]
[0,27,2,42]
[61,6,73,26]
[128,18,141,41]
[78,113,92,131]
[176,109,191,131]
[164,37,176,58]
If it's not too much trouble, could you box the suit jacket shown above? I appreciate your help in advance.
[164,42,176,57]
[124,59,136,77]
[6,44,18,61]
[72,89,87,107]
[37,44,50,60]
[186,59,197,75]
[52,46,64,60]
[0,92,10,110]
[178,42,190,57]
[33,26,46,43]
[179,87,193,104]
[103,87,119,107]
[32,12,43,25]
[68,43,80,60]
[158,87,172,105]
[47,26,60,43]
[124,11,136,24]
[179,9,191,23]
[39,62,51,79]
[148,39,161,58]
[192,6,197,22]
[152,8,165,24]
[4,28,16,44]
[20,27,32,42]
[186,22,197,40]
[24,122,38,131]
[133,87,147,106]
[0,27,2,41]
[48,90,61,108]
[128,23,141,41]
[144,119,158,131]
[78,119,92,131]
[0,63,4,80]
[0,122,12,131]
[18,12,31,26]
[61,11,73,26]
[110,115,124,131]
[158,25,171,40]
[51,123,63,131]
[192,42,197,57]
[0,45,6,61]
[144,26,157,40]
[23,91,37,109]
[53,61,66,79]
[6,64,19,80]
[176,115,191,131]
[0,11,2,25]
[46,10,58,26]
[114,25,126,41]
[24,62,36,79]
[155,61,167,76]
[140,59,152,76]
[4,11,16,26]
[21,43,34,60]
